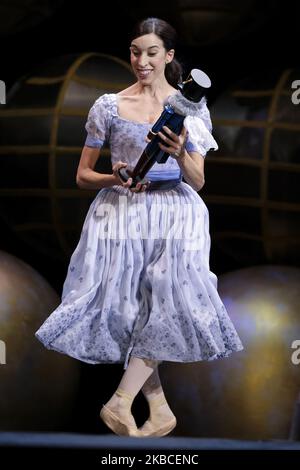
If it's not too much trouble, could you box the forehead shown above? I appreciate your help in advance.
[130,33,163,49]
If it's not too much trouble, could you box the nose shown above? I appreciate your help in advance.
[137,52,148,67]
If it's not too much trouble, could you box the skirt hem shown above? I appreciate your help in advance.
[35,331,244,369]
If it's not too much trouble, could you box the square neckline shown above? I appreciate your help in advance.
[114,93,159,127]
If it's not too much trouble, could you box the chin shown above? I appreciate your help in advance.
[135,70,156,83]
[138,77,152,83]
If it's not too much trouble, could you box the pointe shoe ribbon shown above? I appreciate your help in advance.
[139,395,177,437]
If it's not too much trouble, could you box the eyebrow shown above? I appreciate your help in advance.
[130,44,160,49]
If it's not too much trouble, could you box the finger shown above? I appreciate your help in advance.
[179,128,187,142]
[158,131,178,147]
[113,166,123,176]
[182,128,188,146]
[161,127,179,143]
[158,141,179,154]
[124,178,132,187]
[129,182,141,192]
[181,126,188,137]
[158,142,170,153]
[162,126,178,140]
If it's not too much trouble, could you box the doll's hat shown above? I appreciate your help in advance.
[179,69,211,102]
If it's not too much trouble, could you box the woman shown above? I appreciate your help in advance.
[35,17,243,438]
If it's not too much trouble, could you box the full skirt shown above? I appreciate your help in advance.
[35,182,243,369]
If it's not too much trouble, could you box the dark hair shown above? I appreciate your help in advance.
[130,17,183,88]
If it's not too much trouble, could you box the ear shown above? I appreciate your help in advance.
[166,49,175,63]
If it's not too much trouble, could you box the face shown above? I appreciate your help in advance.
[130,32,174,84]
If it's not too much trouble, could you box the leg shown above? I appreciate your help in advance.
[100,357,159,436]
[141,362,164,401]
[117,356,159,396]
[140,363,177,436]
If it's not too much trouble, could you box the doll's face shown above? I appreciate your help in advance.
[130,33,174,84]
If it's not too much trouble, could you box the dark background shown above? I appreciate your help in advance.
[2,1,299,97]
[0,0,299,435]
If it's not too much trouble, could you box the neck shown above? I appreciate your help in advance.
[135,76,173,100]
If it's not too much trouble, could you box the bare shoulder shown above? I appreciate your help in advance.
[167,87,179,100]
[117,83,139,97]
[168,86,179,95]
[116,85,140,110]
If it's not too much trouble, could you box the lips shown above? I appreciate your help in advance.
[137,69,153,79]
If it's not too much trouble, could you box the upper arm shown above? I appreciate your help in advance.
[80,93,111,173]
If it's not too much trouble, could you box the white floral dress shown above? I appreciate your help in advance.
[35,93,243,369]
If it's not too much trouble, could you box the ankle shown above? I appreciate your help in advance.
[115,387,135,403]
[149,401,175,422]
[106,387,135,410]
[146,391,167,405]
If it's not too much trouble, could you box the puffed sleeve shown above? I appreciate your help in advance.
[184,99,218,157]
[84,94,111,148]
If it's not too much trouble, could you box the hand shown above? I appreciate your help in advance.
[112,161,150,193]
[158,126,188,159]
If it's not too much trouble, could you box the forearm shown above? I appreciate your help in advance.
[77,168,120,190]
[177,151,205,192]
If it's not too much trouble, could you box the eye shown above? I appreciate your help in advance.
[148,53,157,57]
